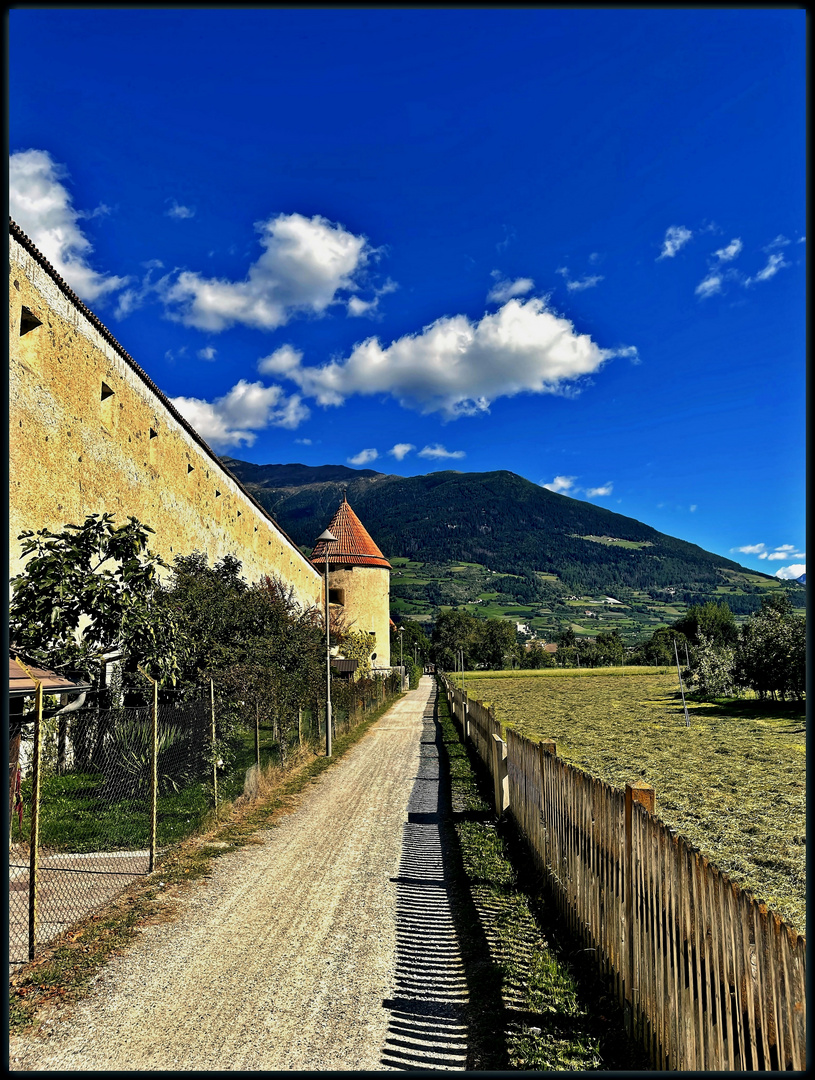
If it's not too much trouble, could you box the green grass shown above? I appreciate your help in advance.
[451,669,806,934]
[438,687,645,1070]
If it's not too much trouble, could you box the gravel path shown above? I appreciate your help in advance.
[9,677,470,1072]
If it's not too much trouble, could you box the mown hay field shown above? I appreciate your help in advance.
[452,668,806,934]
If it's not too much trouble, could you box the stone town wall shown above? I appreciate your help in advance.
[329,565,391,669]
[9,226,323,611]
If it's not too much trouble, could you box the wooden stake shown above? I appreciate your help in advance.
[28,680,42,960]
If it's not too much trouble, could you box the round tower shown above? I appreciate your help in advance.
[310,495,391,671]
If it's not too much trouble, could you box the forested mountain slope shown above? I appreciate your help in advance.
[221,458,769,597]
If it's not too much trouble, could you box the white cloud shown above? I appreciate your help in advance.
[388,443,416,461]
[160,212,375,331]
[348,448,378,466]
[487,272,535,303]
[197,346,217,361]
[773,544,796,552]
[166,200,195,220]
[170,380,310,448]
[295,437,312,445]
[764,234,790,251]
[658,225,693,259]
[568,274,604,292]
[258,344,305,377]
[418,444,465,460]
[695,272,723,298]
[347,277,398,317]
[733,543,767,555]
[775,564,805,580]
[713,238,742,262]
[690,504,697,512]
[9,148,130,302]
[542,475,577,494]
[496,226,516,252]
[614,345,641,364]
[745,252,788,286]
[586,482,613,498]
[347,296,378,317]
[556,266,604,292]
[765,549,805,561]
[272,297,631,420]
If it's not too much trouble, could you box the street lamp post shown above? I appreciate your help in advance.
[317,528,337,756]
[399,626,405,689]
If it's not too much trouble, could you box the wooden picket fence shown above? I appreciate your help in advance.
[440,675,806,1071]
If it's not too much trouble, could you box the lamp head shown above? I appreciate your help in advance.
[317,529,337,542]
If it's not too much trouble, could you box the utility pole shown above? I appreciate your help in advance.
[317,528,337,756]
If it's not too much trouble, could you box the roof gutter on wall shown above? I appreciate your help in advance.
[9,217,319,582]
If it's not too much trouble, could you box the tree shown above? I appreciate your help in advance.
[472,618,518,669]
[163,553,326,766]
[9,514,180,683]
[390,618,431,667]
[671,601,737,648]
[594,630,625,667]
[734,593,805,702]
[687,632,739,699]
[431,609,480,670]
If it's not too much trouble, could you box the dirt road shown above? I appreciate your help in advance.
[9,677,470,1071]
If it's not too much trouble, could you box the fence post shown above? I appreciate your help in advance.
[147,674,159,873]
[298,707,303,747]
[28,674,43,960]
[490,734,509,816]
[255,702,261,768]
[210,679,218,820]
[624,781,656,1038]
[464,691,470,740]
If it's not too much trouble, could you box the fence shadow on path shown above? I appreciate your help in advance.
[380,685,509,1071]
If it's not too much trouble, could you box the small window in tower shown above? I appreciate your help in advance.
[215,490,221,498]
[149,428,158,439]
[101,382,114,401]
[187,464,194,473]
[20,306,43,336]
[328,588,345,606]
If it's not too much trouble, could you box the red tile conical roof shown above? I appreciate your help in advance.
[310,496,392,570]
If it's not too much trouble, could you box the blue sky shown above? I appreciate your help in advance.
[9,8,805,579]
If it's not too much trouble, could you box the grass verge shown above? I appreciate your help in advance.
[8,692,401,1036]
[436,684,647,1071]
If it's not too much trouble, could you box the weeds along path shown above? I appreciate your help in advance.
[10,678,462,1072]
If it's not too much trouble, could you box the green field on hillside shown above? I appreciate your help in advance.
[450,669,806,934]
[389,558,803,642]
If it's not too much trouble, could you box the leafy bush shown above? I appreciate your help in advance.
[686,633,740,699]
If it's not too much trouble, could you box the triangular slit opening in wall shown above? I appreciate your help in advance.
[20,307,43,336]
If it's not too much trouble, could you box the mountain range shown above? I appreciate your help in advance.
[221,458,777,602]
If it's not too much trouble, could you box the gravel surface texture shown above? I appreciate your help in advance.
[9,678,467,1072]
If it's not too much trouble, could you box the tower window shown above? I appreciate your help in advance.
[100,382,114,401]
[187,464,194,473]
[328,588,345,606]
[149,427,158,439]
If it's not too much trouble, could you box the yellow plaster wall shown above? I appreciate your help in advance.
[9,233,323,611]
[329,565,391,669]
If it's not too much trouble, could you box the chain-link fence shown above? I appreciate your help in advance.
[9,669,403,970]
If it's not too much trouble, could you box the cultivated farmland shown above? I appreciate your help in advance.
[451,668,806,934]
